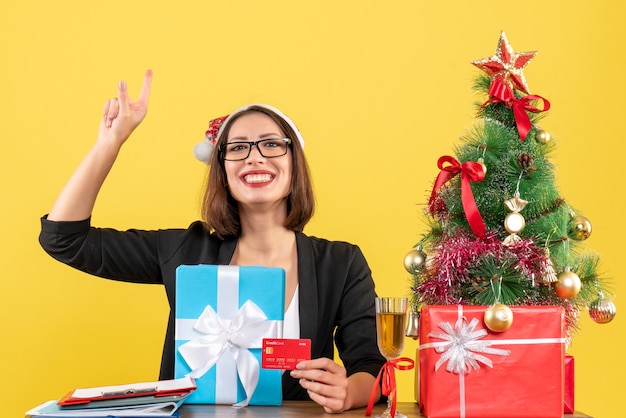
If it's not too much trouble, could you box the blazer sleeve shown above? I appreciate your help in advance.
[39,215,166,284]
[334,244,386,378]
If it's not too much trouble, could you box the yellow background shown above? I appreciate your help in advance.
[2,1,624,417]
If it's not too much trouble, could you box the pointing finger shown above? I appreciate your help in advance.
[137,69,153,107]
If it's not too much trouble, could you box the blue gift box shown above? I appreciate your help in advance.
[174,265,285,406]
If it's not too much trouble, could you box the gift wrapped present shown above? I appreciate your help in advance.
[174,265,285,406]
[564,354,575,414]
[418,305,565,418]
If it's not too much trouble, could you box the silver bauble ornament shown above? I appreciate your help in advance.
[405,311,420,339]
[589,297,616,324]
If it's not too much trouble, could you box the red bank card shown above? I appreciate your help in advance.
[262,338,311,370]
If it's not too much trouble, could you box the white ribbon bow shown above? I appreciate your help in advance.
[178,300,276,407]
[428,317,511,374]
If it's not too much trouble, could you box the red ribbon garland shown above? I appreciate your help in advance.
[484,80,551,141]
[428,156,486,238]
[366,358,414,418]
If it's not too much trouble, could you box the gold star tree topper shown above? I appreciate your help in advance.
[472,31,538,94]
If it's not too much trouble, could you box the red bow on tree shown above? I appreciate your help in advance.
[483,80,550,141]
[366,358,414,418]
[428,156,486,238]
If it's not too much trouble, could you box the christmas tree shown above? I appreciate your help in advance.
[405,32,616,338]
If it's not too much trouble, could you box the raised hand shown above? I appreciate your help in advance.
[97,69,153,148]
[48,70,154,222]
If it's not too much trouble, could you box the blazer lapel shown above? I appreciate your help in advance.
[295,232,318,340]
[216,237,237,264]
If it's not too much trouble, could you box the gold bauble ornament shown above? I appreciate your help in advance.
[569,215,592,240]
[404,248,427,273]
[589,297,617,324]
[535,129,551,144]
[554,269,581,298]
[484,303,514,332]
[504,212,526,234]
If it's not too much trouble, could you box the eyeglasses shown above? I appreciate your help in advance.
[220,138,292,161]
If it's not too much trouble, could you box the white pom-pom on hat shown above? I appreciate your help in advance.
[193,140,214,164]
[193,114,228,164]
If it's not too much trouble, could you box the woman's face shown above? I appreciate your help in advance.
[223,112,293,210]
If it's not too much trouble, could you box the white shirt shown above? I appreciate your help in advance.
[283,285,300,339]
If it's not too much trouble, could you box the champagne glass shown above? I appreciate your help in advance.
[375,297,408,418]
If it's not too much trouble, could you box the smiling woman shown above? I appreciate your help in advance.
[38,72,387,414]
[204,110,300,237]
[199,104,313,240]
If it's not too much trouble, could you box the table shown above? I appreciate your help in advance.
[23,401,592,417]
[180,401,593,417]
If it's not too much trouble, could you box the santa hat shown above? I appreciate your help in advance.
[193,103,305,164]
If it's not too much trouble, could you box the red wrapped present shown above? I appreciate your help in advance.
[564,355,575,414]
[418,305,565,418]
